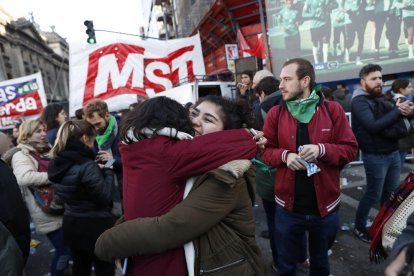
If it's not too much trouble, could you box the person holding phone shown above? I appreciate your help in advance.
[48,120,117,276]
[237,70,258,108]
[95,96,266,276]
[84,100,123,217]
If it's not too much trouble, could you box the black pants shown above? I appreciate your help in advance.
[63,216,115,276]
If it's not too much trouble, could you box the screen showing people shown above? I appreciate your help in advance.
[266,0,414,82]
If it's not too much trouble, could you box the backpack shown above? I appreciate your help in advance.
[2,147,64,215]
[28,153,64,216]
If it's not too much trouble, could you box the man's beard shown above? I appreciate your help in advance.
[98,119,109,134]
[365,84,382,97]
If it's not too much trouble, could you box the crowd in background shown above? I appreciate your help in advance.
[0,59,414,276]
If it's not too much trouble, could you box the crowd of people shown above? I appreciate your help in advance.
[1,58,414,276]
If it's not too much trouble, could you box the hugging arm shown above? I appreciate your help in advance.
[95,171,238,262]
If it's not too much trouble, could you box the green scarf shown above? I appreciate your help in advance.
[286,85,321,123]
[96,115,115,146]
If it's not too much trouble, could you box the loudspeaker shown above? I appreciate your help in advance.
[234,56,263,75]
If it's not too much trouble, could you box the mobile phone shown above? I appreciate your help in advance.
[104,159,115,168]
[295,156,308,168]
[249,128,258,137]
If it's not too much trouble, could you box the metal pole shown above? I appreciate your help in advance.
[171,0,179,38]
[258,0,271,71]
[163,2,169,40]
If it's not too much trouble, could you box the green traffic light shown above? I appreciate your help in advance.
[84,20,96,44]
[87,37,96,44]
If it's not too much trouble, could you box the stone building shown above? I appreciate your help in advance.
[0,8,69,104]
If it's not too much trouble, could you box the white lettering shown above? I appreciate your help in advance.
[95,53,144,96]
[0,86,17,102]
[171,50,193,83]
[145,61,173,92]
[5,86,16,99]
[0,97,37,116]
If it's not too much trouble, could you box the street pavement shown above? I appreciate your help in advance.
[25,161,414,276]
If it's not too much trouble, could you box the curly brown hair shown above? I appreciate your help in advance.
[84,99,108,119]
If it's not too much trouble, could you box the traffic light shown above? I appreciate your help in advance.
[84,20,96,44]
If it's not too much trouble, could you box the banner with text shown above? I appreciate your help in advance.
[0,72,47,130]
[69,34,205,116]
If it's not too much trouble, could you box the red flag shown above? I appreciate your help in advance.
[237,29,251,58]
[245,34,265,59]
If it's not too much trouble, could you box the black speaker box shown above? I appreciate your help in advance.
[234,56,263,75]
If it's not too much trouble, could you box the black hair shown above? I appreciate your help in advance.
[359,64,382,79]
[336,82,347,89]
[241,70,254,80]
[255,76,280,96]
[392,79,410,94]
[40,103,64,130]
[194,95,255,129]
[321,86,334,100]
[75,108,84,120]
[120,96,194,144]
[184,102,194,111]
[129,102,139,110]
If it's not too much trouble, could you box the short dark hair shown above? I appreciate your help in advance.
[392,79,410,94]
[255,76,280,96]
[40,103,64,130]
[336,82,347,89]
[359,64,382,79]
[321,86,334,100]
[282,58,315,89]
[75,108,84,120]
[120,96,194,144]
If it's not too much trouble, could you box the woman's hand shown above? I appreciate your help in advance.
[251,129,267,149]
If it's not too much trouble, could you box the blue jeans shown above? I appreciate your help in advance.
[399,150,407,168]
[355,151,401,230]
[46,228,71,276]
[275,206,339,276]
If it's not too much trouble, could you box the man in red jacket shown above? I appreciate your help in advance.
[262,58,358,275]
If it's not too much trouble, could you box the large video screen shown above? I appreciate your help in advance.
[265,0,414,83]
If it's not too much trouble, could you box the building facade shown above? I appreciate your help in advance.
[145,0,213,40]
[0,8,69,104]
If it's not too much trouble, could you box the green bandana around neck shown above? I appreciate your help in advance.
[96,114,115,146]
[286,85,321,123]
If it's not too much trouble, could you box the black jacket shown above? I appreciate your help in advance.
[48,139,115,218]
[0,221,24,276]
[255,91,283,129]
[351,90,401,154]
[0,160,30,264]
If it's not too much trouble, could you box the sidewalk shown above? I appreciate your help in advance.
[254,162,414,276]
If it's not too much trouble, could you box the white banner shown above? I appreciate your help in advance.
[69,34,205,116]
[0,72,47,129]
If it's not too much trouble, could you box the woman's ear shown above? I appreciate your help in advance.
[80,134,88,145]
